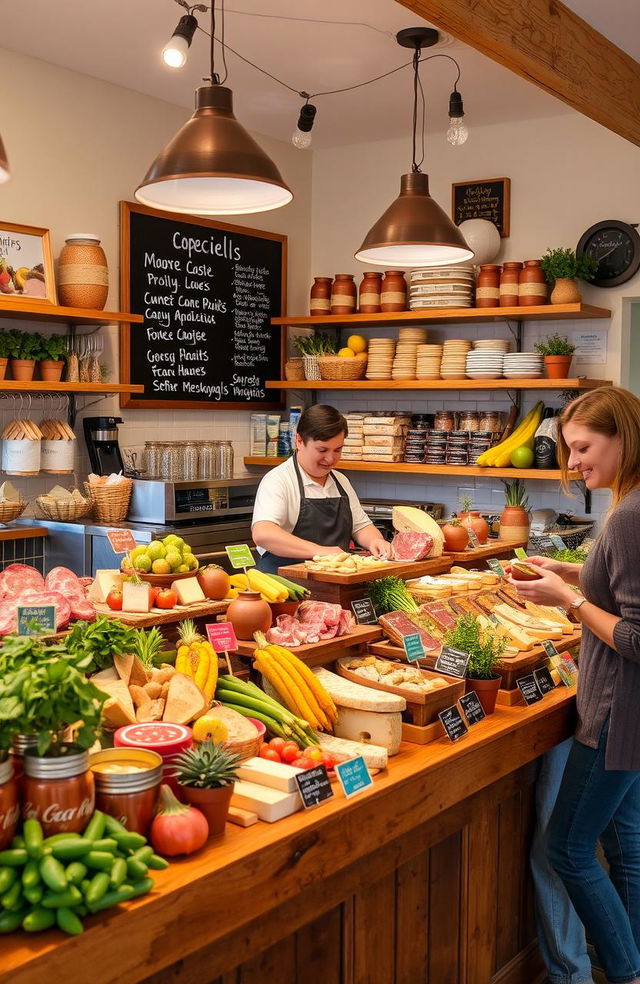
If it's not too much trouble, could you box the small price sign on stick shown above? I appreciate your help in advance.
[206,622,238,676]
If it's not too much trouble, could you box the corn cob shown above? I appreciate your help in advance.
[254,650,320,728]
[266,646,332,730]
[267,644,338,725]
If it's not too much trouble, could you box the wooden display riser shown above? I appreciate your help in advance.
[94,599,229,628]
[234,624,384,668]
[443,538,526,567]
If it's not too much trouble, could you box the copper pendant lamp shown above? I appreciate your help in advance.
[0,135,10,184]
[355,28,472,268]
[135,5,292,215]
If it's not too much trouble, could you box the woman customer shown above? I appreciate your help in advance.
[509,386,640,984]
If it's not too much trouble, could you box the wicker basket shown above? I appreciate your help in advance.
[223,716,265,762]
[318,354,368,381]
[303,355,322,381]
[284,358,305,381]
[35,495,92,522]
[0,500,28,523]
[85,479,133,524]
[529,522,595,553]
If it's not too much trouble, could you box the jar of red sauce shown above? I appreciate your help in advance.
[0,757,20,850]
[90,748,163,835]
[22,744,95,836]
[114,723,193,797]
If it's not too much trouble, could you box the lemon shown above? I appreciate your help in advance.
[338,347,356,358]
[347,334,367,354]
[151,558,171,574]
[193,715,229,744]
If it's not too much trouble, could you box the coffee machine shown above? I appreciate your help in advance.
[83,416,125,475]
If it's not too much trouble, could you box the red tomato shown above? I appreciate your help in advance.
[306,748,323,764]
[268,737,287,753]
[150,787,209,857]
[292,756,315,771]
[321,752,336,771]
[280,741,300,763]
[260,747,281,763]
[156,588,178,609]
[149,586,160,606]
[106,589,123,611]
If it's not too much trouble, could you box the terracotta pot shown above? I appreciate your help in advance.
[465,675,502,716]
[519,260,547,306]
[9,359,35,382]
[0,359,7,382]
[544,355,573,379]
[226,590,272,641]
[310,277,332,316]
[39,359,65,382]
[499,506,530,543]
[550,277,581,304]
[181,783,234,837]
[458,511,489,544]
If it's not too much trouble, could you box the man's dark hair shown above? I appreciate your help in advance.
[297,404,348,443]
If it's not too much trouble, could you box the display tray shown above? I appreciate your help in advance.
[443,539,527,562]
[234,624,384,667]
[279,556,452,585]
[94,599,229,627]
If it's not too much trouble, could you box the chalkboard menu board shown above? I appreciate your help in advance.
[119,201,286,410]
[451,177,510,237]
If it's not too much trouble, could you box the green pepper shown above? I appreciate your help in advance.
[50,838,92,861]
[82,811,106,842]
[126,858,148,882]
[0,848,28,867]
[10,835,25,850]
[84,871,110,906]
[23,818,44,859]
[86,883,135,913]
[0,868,17,895]
[131,846,154,865]
[103,814,128,836]
[83,852,115,872]
[42,832,76,847]
[56,906,84,936]
[109,858,127,889]
[0,907,28,933]
[113,830,147,852]
[21,859,41,890]
[41,886,83,909]
[65,861,88,886]
[128,877,154,899]
[23,884,44,906]
[147,855,169,871]
[89,838,118,854]
[23,908,56,932]
[39,855,68,893]
[1,879,23,911]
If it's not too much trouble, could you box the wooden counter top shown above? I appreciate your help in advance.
[0,526,47,542]
[0,687,576,984]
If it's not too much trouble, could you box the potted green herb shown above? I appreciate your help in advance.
[534,333,576,379]
[500,479,530,544]
[0,331,11,381]
[293,333,337,380]
[444,613,506,714]
[540,247,598,304]
[38,333,68,382]
[6,329,45,381]
[173,739,242,836]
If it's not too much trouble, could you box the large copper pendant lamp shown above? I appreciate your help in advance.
[0,135,10,184]
[356,28,472,268]
[135,5,292,215]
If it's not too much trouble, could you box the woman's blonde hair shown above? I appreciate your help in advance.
[557,386,640,506]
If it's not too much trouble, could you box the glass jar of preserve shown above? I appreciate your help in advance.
[22,745,95,836]
[358,272,382,313]
[499,262,523,307]
[476,264,501,308]
[90,748,163,835]
[380,271,407,312]
[199,440,220,480]
[330,274,357,315]
[519,259,547,306]
[458,410,480,432]
[217,440,234,480]
[0,757,20,851]
[310,277,332,316]
[434,410,455,432]
[478,410,503,433]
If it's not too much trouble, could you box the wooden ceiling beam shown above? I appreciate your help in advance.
[395,0,640,147]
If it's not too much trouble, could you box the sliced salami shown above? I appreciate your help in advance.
[45,567,85,600]
[391,531,434,562]
[0,564,45,598]
[69,598,97,623]
[0,603,17,636]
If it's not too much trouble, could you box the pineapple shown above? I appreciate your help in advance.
[175,618,218,700]
[173,739,241,789]
[134,626,165,669]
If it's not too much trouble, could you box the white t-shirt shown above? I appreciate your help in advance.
[251,456,372,555]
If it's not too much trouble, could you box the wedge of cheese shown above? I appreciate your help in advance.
[122,581,151,613]
[231,780,302,823]
[494,604,564,641]
[524,602,574,634]
[492,614,536,650]
[237,757,303,794]
[476,615,519,658]
[392,506,444,557]
[313,667,406,712]
[171,577,205,605]
[334,706,402,755]
[90,569,123,604]
[317,733,388,770]
[450,566,499,587]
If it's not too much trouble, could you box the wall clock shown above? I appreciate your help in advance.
[577,220,640,287]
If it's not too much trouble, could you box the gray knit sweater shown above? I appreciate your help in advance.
[577,486,640,770]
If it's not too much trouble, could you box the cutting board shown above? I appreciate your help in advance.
[443,539,527,562]
[279,556,452,585]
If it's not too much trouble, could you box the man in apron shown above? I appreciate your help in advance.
[252,404,392,574]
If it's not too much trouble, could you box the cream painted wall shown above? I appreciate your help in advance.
[0,46,312,492]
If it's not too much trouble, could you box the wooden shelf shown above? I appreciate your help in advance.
[266,377,611,391]
[0,382,144,394]
[244,457,579,481]
[272,303,610,328]
[0,301,143,326]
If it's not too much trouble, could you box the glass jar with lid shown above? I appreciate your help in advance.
[183,442,199,481]
[22,744,95,836]
[198,441,220,480]
[217,440,234,480]
[159,443,181,482]
[144,441,161,479]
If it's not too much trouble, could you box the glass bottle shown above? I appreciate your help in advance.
[218,440,234,480]
[183,442,199,481]
[144,441,160,479]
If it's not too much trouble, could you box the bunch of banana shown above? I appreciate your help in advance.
[253,639,338,732]
[475,402,544,467]
[175,618,218,701]
[229,568,288,603]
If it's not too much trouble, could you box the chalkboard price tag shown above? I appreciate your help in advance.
[466,527,480,548]
[513,547,528,561]
[517,673,543,705]
[350,598,377,625]
[534,666,556,695]
[533,533,555,552]
[226,544,254,569]
[17,605,56,636]
[107,529,137,554]
[403,632,425,664]
[206,622,238,653]
[542,639,559,659]
[295,765,334,809]
[550,534,567,550]
[435,646,470,678]
[438,705,469,743]
[459,691,486,726]
[335,756,373,799]
[486,558,505,577]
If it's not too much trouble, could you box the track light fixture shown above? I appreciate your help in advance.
[162,13,200,69]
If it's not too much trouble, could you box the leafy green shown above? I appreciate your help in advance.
[133,626,165,669]
[444,613,506,680]
[534,333,576,356]
[540,248,598,284]
[549,547,588,563]
[64,615,137,673]
[367,576,419,615]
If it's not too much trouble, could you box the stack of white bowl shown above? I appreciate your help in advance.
[502,351,544,378]
[366,338,396,380]
[465,338,511,379]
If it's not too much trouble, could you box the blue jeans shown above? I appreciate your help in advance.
[531,739,594,984]
[548,722,640,984]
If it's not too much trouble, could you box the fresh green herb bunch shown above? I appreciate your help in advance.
[174,739,242,789]
[549,546,588,564]
[39,333,68,362]
[367,576,418,615]
[502,478,530,510]
[0,331,12,360]
[293,334,337,357]
[133,626,165,669]
[459,494,474,513]
[65,615,137,674]
[6,329,45,361]
[445,613,506,680]
[534,333,576,356]
[540,248,598,284]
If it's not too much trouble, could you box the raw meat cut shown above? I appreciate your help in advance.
[0,564,45,598]
[391,531,434,562]
[45,567,85,599]
[378,610,440,651]
[264,600,355,647]
[69,598,97,622]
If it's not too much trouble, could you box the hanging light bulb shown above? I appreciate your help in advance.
[162,14,198,69]
[137,3,292,215]
[355,28,472,268]
[291,103,317,150]
[0,135,9,184]
[447,90,469,146]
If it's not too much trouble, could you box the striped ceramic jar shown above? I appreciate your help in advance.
[58,235,108,310]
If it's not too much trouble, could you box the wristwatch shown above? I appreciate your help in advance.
[569,595,587,612]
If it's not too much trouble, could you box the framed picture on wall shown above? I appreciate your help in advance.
[0,221,56,304]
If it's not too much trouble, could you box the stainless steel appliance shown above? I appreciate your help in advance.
[128,478,257,524]
[360,498,444,540]
[83,416,125,475]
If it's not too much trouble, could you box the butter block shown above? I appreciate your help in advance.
[334,707,403,755]
[171,577,206,605]
[231,780,302,822]
[122,581,151,613]
[90,569,123,604]
[236,757,303,793]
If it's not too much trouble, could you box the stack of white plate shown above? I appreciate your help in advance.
[366,338,396,379]
[408,265,475,309]
[416,343,443,380]
[465,350,505,379]
[473,338,511,354]
[502,352,544,378]
[440,338,472,379]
